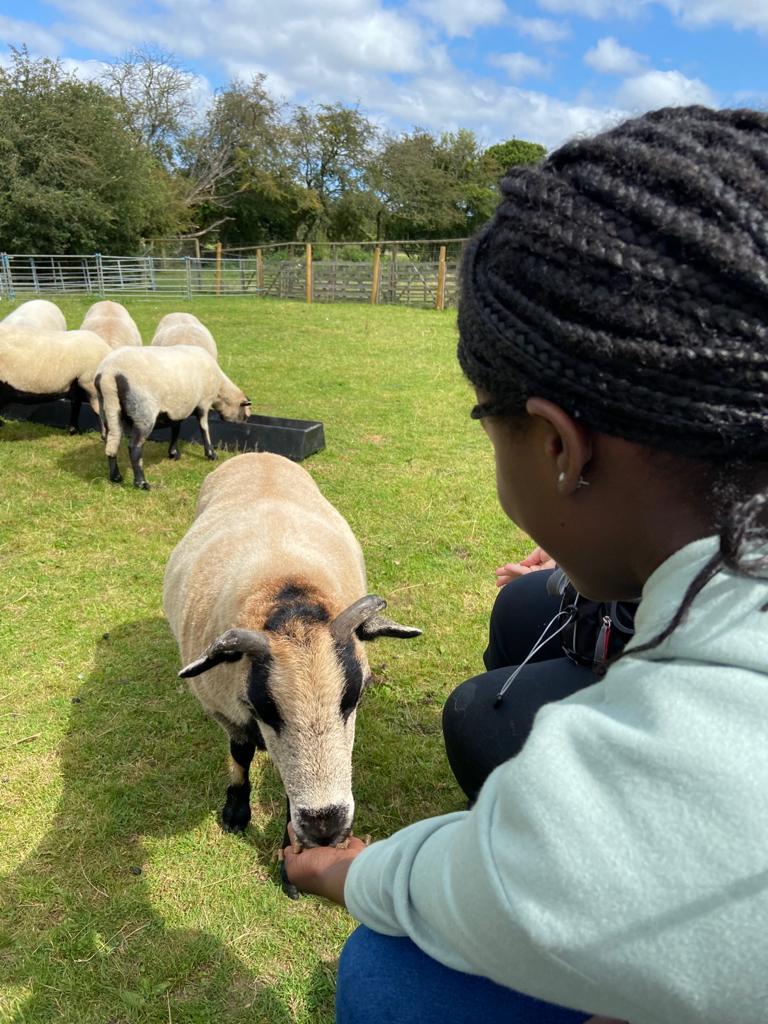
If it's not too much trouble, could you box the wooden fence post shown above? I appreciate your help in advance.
[436,245,447,311]
[305,243,313,304]
[215,242,223,296]
[256,248,264,293]
[370,245,381,304]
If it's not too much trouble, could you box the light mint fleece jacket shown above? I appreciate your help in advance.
[345,537,768,1023]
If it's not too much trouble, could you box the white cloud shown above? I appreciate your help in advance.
[537,0,642,16]
[510,15,571,41]
[15,0,728,154]
[0,15,65,54]
[584,36,646,74]
[490,52,551,81]
[659,0,768,32]
[617,68,715,108]
[413,0,507,37]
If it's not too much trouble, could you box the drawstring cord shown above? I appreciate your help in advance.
[493,605,578,708]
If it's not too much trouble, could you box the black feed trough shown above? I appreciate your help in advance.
[3,400,325,462]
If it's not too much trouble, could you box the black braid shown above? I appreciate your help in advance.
[457,105,768,652]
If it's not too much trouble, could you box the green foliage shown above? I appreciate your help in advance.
[0,296,527,1024]
[372,128,497,238]
[0,45,547,251]
[0,48,186,254]
[483,138,547,175]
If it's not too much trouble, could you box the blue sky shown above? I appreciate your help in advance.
[0,0,766,148]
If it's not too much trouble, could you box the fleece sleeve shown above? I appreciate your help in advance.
[343,659,768,1021]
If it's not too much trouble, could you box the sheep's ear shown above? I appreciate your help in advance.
[356,615,422,641]
[179,628,271,678]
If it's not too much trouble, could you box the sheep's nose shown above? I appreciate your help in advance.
[295,804,351,847]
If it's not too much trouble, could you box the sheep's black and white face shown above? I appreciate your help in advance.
[247,626,367,848]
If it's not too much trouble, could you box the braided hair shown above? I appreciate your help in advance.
[458,105,768,651]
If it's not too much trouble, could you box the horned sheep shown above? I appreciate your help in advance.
[0,326,110,432]
[151,312,217,360]
[0,299,66,333]
[80,300,142,349]
[95,345,250,489]
[164,452,421,848]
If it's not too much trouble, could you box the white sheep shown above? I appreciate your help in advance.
[94,345,250,489]
[80,300,142,349]
[0,299,66,332]
[0,327,110,432]
[151,312,217,360]
[163,452,421,847]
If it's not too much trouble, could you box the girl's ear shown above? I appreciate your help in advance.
[525,397,593,495]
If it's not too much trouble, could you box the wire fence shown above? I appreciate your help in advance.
[0,240,466,310]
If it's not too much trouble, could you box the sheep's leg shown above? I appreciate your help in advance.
[108,456,123,484]
[280,796,300,900]
[221,732,257,833]
[68,393,82,435]
[194,407,217,460]
[168,421,181,460]
[128,425,150,491]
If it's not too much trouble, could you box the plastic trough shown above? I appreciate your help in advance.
[2,400,325,462]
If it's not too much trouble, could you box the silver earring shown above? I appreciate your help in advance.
[577,476,590,488]
[558,471,566,484]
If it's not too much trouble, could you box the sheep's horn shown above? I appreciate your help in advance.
[330,595,387,642]
[178,628,271,678]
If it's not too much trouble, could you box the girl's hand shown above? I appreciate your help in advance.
[495,547,556,587]
[281,824,368,905]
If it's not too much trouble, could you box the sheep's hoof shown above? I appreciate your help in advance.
[280,861,301,900]
[168,449,180,460]
[205,450,218,461]
[68,426,80,436]
[133,480,151,491]
[109,473,123,484]
[222,788,251,832]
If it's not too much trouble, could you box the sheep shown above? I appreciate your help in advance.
[163,452,421,850]
[151,312,217,360]
[0,327,110,432]
[80,300,142,349]
[1,299,66,332]
[94,345,250,490]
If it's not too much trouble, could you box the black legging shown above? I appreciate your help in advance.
[442,570,596,803]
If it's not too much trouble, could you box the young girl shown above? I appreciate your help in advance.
[283,105,768,1024]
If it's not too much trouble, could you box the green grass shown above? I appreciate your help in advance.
[0,296,529,1023]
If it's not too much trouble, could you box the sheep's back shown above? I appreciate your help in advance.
[1,300,66,332]
[1,328,109,392]
[80,315,142,349]
[151,323,217,360]
[96,345,220,419]
[164,453,367,662]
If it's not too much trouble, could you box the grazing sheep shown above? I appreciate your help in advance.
[151,312,217,360]
[1,299,66,332]
[0,327,110,432]
[80,300,142,349]
[94,345,250,490]
[163,453,421,847]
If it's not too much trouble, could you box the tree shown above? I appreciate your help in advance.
[177,74,308,242]
[286,103,379,239]
[100,47,197,168]
[0,48,185,253]
[482,138,547,176]
[371,128,494,239]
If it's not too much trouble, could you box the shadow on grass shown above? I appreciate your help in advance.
[0,419,62,443]
[0,617,305,1023]
[56,435,215,487]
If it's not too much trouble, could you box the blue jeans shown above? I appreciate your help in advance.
[336,926,591,1024]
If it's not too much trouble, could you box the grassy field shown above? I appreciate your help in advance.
[0,296,528,1023]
